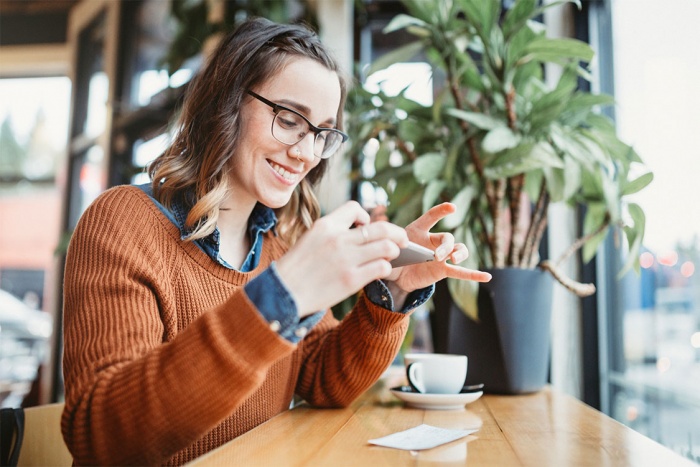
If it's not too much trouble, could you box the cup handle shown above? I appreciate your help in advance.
[406,362,425,393]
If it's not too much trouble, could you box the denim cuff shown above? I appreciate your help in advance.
[244,262,323,344]
[364,280,435,313]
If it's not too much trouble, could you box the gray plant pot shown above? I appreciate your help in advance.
[431,268,554,394]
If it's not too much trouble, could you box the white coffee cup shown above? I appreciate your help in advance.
[404,353,468,394]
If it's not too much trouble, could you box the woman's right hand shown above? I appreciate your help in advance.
[275,201,409,317]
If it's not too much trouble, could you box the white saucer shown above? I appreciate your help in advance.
[390,386,483,410]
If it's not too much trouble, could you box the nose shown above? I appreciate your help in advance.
[290,132,316,163]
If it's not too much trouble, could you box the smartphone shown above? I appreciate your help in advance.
[390,242,435,268]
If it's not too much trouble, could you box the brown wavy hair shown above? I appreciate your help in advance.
[148,17,347,245]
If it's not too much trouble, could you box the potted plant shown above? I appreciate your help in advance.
[345,0,653,393]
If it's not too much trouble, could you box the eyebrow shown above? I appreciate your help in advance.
[276,98,337,127]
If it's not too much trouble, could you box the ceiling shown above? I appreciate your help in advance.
[0,0,79,15]
[0,0,80,46]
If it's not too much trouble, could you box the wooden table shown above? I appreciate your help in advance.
[188,370,696,466]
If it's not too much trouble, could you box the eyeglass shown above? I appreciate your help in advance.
[247,90,348,159]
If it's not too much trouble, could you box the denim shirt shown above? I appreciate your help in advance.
[137,184,433,344]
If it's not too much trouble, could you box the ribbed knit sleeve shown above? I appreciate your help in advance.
[295,292,411,407]
[61,187,296,465]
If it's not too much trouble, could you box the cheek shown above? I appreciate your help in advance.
[239,109,271,148]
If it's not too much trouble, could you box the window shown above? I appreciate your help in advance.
[595,0,700,461]
[0,76,71,408]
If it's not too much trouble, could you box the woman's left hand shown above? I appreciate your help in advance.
[384,203,492,294]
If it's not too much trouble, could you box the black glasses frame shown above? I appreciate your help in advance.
[247,90,348,159]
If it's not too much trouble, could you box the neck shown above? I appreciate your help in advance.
[217,197,256,268]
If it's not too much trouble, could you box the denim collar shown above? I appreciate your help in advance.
[138,184,277,271]
[169,191,276,243]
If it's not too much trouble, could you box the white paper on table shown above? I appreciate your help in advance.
[368,424,478,451]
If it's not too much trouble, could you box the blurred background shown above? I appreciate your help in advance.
[0,0,697,461]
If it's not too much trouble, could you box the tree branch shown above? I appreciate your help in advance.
[554,215,611,266]
[520,180,548,267]
[492,179,507,267]
[528,202,549,268]
[539,260,596,297]
[394,137,418,162]
[504,86,525,267]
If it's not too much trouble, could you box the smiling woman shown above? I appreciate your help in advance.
[60,17,490,466]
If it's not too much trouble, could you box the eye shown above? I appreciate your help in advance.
[276,110,304,130]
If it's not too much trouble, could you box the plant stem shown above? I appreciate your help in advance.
[528,200,549,268]
[477,212,493,267]
[492,179,507,268]
[553,215,611,266]
[539,260,596,297]
[394,138,418,162]
[444,55,498,258]
[520,181,548,267]
[507,174,526,266]
[504,86,525,267]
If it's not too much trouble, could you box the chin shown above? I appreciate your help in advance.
[260,192,296,210]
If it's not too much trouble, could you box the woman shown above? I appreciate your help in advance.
[61,18,490,465]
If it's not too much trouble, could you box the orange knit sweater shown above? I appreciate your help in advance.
[61,186,410,465]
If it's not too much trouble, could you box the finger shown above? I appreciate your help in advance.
[431,232,456,261]
[448,243,470,264]
[357,221,409,247]
[408,203,456,232]
[369,205,388,223]
[325,200,371,229]
[443,264,492,283]
[355,258,394,283]
[355,239,401,264]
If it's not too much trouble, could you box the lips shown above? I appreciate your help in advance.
[268,160,299,183]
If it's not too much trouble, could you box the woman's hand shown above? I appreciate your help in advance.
[384,203,492,298]
[275,201,409,317]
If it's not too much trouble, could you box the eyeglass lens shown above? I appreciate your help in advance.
[272,109,342,158]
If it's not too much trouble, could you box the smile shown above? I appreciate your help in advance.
[268,160,299,183]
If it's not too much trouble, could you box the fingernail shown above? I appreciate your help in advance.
[436,245,449,259]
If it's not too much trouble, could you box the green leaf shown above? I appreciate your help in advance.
[550,126,595,172]
[618,203,646,277]
[447,276,479,321]
[446,109,503,130]
[559,92,614,127]
[504,0,582,40]
[444,140,463,185]
[622,172,653,196]
[446,226,481,317]
[601,170,621,222]
[543,166,566,202]
[528,86,574,132]
[482,127,521,153]
[458,0,500,36]
[522,37,594,64]
[367,41,424,76]
[582,203,608,263]
[563,155,582,200]
[423,180,447,213]
[413,152,446,183]
[403,0,438,22]
[374,141,392,172]
[485,141,564,179]
[384,14,429,34]
[391,187,424,227]
[506,22,537,71]
[502,0,538,39]
[524,169,544,200]
[441,186,475,230]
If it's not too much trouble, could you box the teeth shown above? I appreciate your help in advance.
[269,161,298,182]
